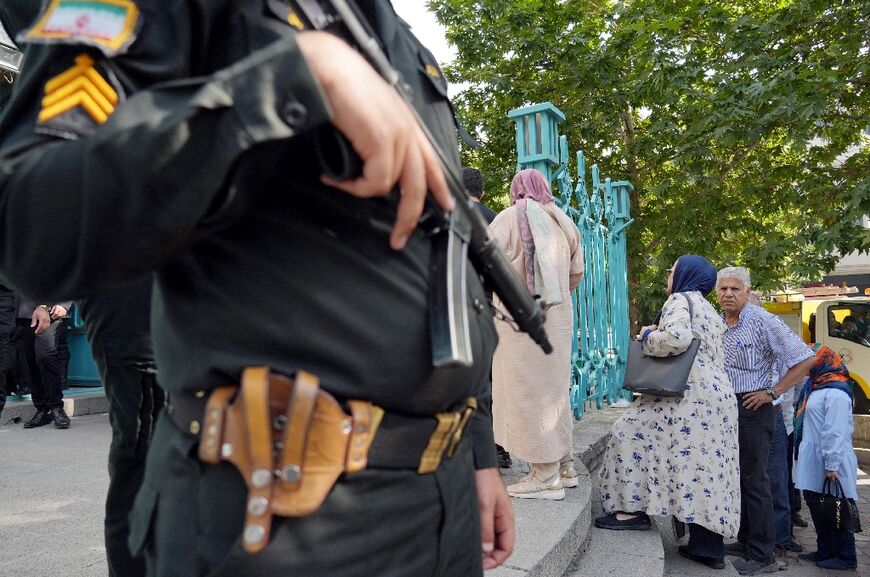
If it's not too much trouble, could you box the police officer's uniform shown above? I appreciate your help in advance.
[0,1,497,576]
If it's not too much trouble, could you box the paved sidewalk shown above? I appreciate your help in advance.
[661,467,870,577]
[0,413,110,577]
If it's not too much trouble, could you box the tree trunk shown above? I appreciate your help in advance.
[619,104,643,331]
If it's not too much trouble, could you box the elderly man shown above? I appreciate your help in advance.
[717,267,815,575]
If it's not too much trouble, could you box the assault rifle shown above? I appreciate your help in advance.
[289,0,553,365]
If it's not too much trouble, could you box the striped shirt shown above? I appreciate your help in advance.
[722,304,814,394]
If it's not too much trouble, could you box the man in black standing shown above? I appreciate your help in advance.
[17,298,73,428]
[0,2,514,576]
[0,283,14,419]
[463,167,498,224]
[78,278,163,577]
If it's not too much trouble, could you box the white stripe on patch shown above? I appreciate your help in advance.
[20,0,140,56]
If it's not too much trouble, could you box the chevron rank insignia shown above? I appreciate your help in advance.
[37,53,121,138]
[19,0,140,56]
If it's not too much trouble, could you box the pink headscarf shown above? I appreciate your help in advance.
[510,169,555,294]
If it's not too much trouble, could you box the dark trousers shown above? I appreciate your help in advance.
[804,490,857,566]
[92,339,163,577]
[0,291,14,415]
[766,410,791,546]
[737,401,775,561]
[16,318,64,410]
[688,523,724,558]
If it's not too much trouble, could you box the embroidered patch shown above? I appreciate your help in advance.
[20,0,140,56]
[425,64,441,80]
[288,9,305,30]
[39,53,119,129]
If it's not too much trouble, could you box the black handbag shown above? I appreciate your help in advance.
[816,478,862,533]
[623,293,700,397]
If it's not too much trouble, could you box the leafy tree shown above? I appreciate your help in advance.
[429,0,870,324]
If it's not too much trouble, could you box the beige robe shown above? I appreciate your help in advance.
[490,202,583,464]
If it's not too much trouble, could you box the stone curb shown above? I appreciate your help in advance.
[1,388,108,427]
[491,407,625,577]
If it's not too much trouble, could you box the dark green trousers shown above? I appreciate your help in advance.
[131,413,483,577]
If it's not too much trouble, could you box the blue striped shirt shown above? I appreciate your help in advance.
[722,304,814,394]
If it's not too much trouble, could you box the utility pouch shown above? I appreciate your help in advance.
[197,366,383,554]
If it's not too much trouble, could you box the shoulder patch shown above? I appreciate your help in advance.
[36,53,123,139]
[19,0,140,56]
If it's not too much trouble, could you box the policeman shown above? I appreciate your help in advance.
[77,278,164,577]
[0,1,513,576]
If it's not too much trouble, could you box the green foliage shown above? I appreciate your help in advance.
[429,0,870,324]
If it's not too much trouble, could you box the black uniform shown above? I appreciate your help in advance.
[77,278,163,577]
[0,2,497,576]
[0,284,14,417]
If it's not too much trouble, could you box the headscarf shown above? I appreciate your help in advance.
[510,169,555,294]
[654,254,716,324]
[793,344,855,461]
[669,255,717,296]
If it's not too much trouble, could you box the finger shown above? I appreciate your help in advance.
[321,134,397,200]
[390,144,426,250]
[485,500,514,569]
[416,129,453,213]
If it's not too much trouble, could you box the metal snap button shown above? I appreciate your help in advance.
[247,496,269,516]
[244,524,266,545]
[251,468,273,488]
[282,464,301,483]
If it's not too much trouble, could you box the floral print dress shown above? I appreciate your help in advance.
[599,291,741,538]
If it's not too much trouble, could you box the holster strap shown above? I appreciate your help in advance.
[167,367,477,554]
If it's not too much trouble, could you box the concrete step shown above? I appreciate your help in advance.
[490,407,624,577]
[563,443,665,577]
[657,519,738,577]
[565,516,665,577]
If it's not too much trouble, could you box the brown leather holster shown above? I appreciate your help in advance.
[197,367,383,554]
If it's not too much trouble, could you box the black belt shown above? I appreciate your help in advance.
[166,391,474,471]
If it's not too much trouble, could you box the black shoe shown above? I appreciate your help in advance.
[671,516,687,540]
[798,551,824,563]
[50,407,70,429]
[496,447,512,469]
[791,512,808,528]
[816,558,857,571]
[23,410,52,428]
[731,557,778,575]
[678,545,725,569]
[779,538,803,553]
[593,512,651,531]
[724,542,747,557]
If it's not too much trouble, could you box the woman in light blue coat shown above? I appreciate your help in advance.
[793,345,859,571]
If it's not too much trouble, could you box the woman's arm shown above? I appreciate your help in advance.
[642,294,693,357]
[820,389,853,477]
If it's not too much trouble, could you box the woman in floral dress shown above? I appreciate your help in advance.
[596,255,740,570]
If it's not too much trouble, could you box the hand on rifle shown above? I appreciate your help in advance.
[297,32,454,251]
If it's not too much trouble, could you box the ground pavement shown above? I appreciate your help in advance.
[2,410,869,577]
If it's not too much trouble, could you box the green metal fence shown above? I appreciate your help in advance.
[509,103,634,419]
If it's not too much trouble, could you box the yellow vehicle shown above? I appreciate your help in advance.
[764,296,870,414]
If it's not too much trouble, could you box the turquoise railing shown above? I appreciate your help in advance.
[509,103,634,419]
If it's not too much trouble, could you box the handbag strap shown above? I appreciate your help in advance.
[678,292,695,336]
[823,477,846,497]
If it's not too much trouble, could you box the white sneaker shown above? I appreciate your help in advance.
[506,471,565,500]
[560,464,579,488]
